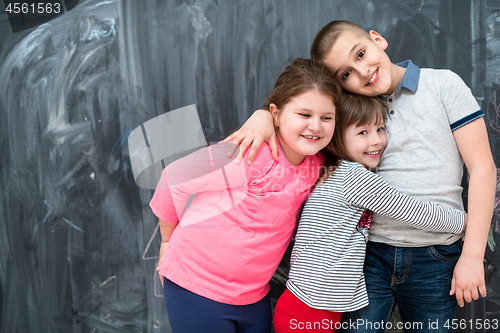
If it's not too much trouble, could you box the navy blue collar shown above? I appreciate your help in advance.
[393,60,420,95]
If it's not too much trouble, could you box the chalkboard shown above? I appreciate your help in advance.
[1,0,500,332]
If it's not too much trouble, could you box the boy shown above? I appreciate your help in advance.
[225,21,496,332]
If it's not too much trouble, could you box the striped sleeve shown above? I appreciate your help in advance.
[342,164,465,233]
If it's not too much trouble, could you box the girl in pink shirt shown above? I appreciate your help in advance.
[149,58,341,333]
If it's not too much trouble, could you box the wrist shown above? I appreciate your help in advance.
[459,248,485,262]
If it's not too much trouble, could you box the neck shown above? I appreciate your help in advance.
[384,63,406,96]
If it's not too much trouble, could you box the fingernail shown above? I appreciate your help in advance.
[235,158,240,164]
[247,160,252,165]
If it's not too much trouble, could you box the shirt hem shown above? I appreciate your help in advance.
[368,233,464,247]
[163,273,269,306]
[450,110,484,132]
[286,281,368,313]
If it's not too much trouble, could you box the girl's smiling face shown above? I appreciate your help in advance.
[343,119,387,168]
[270,89,336,165]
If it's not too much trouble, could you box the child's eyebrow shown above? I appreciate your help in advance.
[349,43,361,56]
[296,108,334,115]
[333,43,361,77]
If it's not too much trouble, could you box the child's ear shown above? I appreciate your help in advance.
[369,30,388,50]
[269,103,280,127]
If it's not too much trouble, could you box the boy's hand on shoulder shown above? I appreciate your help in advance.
[222,109,278,165]
[450,254,487,307]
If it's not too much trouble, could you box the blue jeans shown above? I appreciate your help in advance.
[340,240,462,333]
[163,278,271,333]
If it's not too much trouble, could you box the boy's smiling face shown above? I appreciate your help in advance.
[323,30,398,96]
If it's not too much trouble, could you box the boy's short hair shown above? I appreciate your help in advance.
[311,21,371,63]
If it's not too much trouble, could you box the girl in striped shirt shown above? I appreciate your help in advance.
[273,94,466,333]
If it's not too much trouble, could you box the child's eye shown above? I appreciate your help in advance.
[358,50,365,60]
[322,116,333,121]
[298,113,310,118]
[358,130,367,135]
[377,126,385,132]
[342,71,351,80]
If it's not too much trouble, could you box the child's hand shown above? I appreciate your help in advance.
[157,241,169,287]
[223,109,278,165]
[449,254,487,307]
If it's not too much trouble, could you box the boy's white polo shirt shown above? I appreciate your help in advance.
[370,60,484,247]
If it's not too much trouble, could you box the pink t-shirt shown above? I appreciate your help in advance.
[149,141,323,305]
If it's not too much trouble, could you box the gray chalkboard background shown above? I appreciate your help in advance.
[1,0,500,332]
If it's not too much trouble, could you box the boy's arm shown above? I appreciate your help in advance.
[223,109,278,165]
[451,118,496,307]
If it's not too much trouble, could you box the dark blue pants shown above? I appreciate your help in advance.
[340,240,461,333]
[163,278,271,333]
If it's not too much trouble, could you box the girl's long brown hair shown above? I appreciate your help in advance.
[264,58,342,112]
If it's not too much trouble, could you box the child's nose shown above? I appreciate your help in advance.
[370,133,382,145]
[308,118,322,132]
[353,63,369,78]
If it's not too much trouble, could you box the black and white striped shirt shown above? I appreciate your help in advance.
[286,160,465,312]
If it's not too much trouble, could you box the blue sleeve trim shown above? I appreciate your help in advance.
[450,110,484,132]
